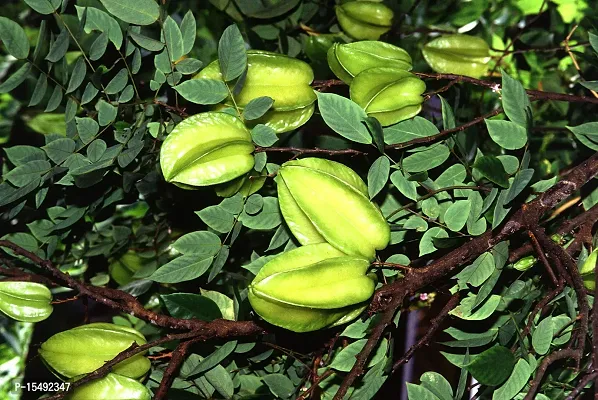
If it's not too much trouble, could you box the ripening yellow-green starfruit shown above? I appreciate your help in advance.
[350,68,426,126]
[277,158,390,261]
[422,34,491,78]
[0,281,53,322]
[335,1,394,40]
[248,243,375,332]
[67,373,152,400]
[194,50,316,133]
[327,41,412,84]
[39,323,151,379]
[160,112,254,189]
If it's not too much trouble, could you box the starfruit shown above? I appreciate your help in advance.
[513,255,537,271]
[580,248,597,291]
[68,373,152,400]
[0,282,53,322]
[327,41,412,84]
[39,323,151,379]
[422,34,491,78]
[248,243,375,332]
[277,158,390,260]
[335,1,393,40]
[350,68,425,126]
[160,112,254,188]
[109,251,153,286]
[194,50,316,133]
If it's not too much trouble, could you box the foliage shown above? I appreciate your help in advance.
[0,0,598,399]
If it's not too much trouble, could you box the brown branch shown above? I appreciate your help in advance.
[524,349,580,400]
[391,294,459,372]
[45,331,203,400]
[255,146,367,157]
[386,108,502,150]
[564,370,597,400]
[518,280,564,343]
[528,231,559,286]
[154,338,201,400]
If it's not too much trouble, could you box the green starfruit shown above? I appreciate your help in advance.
[0,282,53,322]
[39,323,151,379]
[277,158,390,260]
[422,34,491,78]
[335,1,393,40]
[194,50,316,133]
[580,248,597,290]
[327,41,412,84]
[248,243,375,332]
[68,373,152,400]
[109,251,153,286]
[350,68,426,126]
[160,112,254,188]
[513,255,537,271]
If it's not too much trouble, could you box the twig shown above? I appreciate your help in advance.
[564,25,598,98]
[255,146,366,157]
[528,231,559,286]
[564,370,597,399]
[154,338,201,400]
[524,349,580,400]
[392,294,459,372]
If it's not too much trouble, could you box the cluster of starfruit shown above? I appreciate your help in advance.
[336,0,394,40]
[160,51,316,194]
[0,281,53,322]
[422,34,491,78]
[248,158,390,332]
[39,323,152,399]
[328,41,426,126]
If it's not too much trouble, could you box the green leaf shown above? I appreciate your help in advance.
[75,117,100,145]
[161,293,222,321]
[251,124,278,147]
[239,197,281,229]
[66,58,87,94]
[368,156,390,199]
[175,58,203,74]
[180,11,196,55]
[450,294,501,321]
[128,30,163,51]
[0,17,29,59]
[0,180,40,208]
[218,24,247,82]
[44,86,63,112]
[329,339,388,372]
[89,32,109,60]
[443,200,471,232]
[148,254,213,283]
[205,365,234,399]
[492,359,531,400]
[172,231,221,257]
[105,68,128,94]
[29,74,48,107]
[4,146,46,166]
[531,316,553,355]
[96,100,117,126]
[419,227,448,256]
[390,170,418,201]
[0,63,32,94]
[99,0,160,25]
[403,144,450,173]
[486,120,528,150]
[163,16,184,62]
[173,79,228,104]
[406,384,441,400]
[87,139,107,162]
[317,92,371,144]
[243,96,274,120]
[567,122,598,150]
[245,194,263,214]
[23,0,61,14]
[456,252,495,289]
[474,156,509,188]
[492,189,511,229]
[262,374,295,399]
[383,116,439,145]
[4,160,51,187]
[465,346,515,386]
[46,29,69,63]
[501,70,531,127]
[504,168,534,203]
[189,341,237,376]
[236,0,301,18]
[439,96,455,130]
[363,116,385,153]
[76,6,123,49]
[420,372,453,400]
[119,85,134,102]
[196,206,235,233]
[43,138,76,164]
[81,83,99,105]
